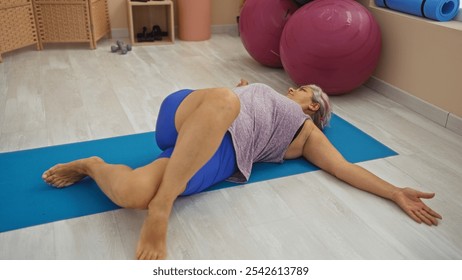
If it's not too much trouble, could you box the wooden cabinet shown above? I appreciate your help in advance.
[34,0,111,49]
[127,0,175,46]
[0,0,40,63]
[1,0,111,62]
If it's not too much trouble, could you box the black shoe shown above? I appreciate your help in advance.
[152,25,163,41]
[136,26,148,42]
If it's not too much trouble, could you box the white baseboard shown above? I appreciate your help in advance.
[111,28,129,39]
[447,113,462,136]
[365,77,449,126]
[111,24,238,40]
[212,24,239,35]
[364,77,462,136]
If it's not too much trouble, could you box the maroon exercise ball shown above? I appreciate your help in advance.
[280,0,382,95]
[239,0,298,68]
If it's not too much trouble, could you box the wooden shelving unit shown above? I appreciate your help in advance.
[127,0,175,46]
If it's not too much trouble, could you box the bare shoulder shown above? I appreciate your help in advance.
[284,119,316,159]
[302,120,347,173]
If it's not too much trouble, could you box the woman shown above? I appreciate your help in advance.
[42,80,442,260]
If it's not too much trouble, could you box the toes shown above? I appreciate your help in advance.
[42,171,55,185]
[136,248,165,260]
[137,250,147,260]
[42,169,52,180]
[42,165,59,182]
[41,163,84,188]
[42,171,65,188]
[54,178,69,188]
[54,179,64,188]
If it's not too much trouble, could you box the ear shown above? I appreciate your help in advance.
[309,102,320,112]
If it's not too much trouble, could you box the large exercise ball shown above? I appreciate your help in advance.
[239,0,299,67]
[280,0,382,95]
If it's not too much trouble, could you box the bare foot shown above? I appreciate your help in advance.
[136,211,169,260]
[42,156,103,188]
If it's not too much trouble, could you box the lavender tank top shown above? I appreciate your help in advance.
[227,83,310,183]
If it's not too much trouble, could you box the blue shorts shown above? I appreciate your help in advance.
[155,89,238,196]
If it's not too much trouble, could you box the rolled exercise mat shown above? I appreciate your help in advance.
[375,0,460,21]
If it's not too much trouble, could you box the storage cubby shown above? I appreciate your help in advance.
[127,0,175,46]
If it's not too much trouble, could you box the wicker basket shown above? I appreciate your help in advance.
[0,0,40,63]
[34,0,111,49]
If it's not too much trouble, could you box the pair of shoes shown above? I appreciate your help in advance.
[136,26,149,42]
[152,25,163,41]
[136,25,164,42]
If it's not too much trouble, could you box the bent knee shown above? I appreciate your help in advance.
[208,88,240,118]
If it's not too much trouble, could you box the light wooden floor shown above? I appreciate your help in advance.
[1,34,461,260]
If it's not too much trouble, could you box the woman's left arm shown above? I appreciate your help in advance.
[302,121,442,225]
[236,79,249,87]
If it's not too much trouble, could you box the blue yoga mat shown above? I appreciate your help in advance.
[375,0,460,21]
[0,114,397,233]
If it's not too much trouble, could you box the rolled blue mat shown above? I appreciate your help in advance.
[375,0,460,21]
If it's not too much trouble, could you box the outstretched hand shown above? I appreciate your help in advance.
[392,187,442,226]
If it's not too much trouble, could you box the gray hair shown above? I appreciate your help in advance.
[306,84,332,130]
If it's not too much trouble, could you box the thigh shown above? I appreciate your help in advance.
[156,132,237,196]
[181,132,237,196]
[155,89,194,150]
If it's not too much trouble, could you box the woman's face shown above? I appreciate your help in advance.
[287,86,314,103]
[287,86,320,116]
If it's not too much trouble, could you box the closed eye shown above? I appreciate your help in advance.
[299,87,309,93]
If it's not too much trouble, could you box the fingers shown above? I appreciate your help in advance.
[414,210,435,226]
[409,208,441,226]
[425,207,443,220]
[417,191,436,199]
[415,191,442,224]
[405,189,441,225]
[407,209,422,224]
